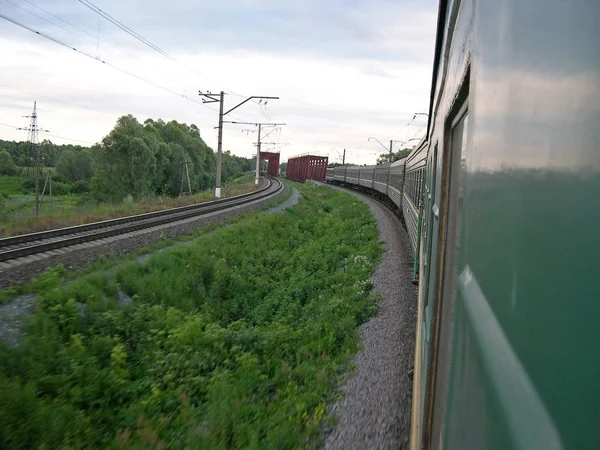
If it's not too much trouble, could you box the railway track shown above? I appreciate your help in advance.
[0,176,283,263]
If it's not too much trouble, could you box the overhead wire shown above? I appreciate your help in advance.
[77,0,176,62]
[0,12,219,113]
[77,0,223,89]
[2,0,95,44]
[0,121,96,144]
[74,2,251,121]
[2,2,252,148]
[0,84,114,115]
[77,1,268,112]
[18,0,140,60]
[41,132,96,145]
[22,0,98,39]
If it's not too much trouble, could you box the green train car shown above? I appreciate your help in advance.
[410,0,600,449]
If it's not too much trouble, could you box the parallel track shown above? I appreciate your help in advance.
[0,176,283,263]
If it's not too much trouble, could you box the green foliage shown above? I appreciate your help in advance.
[376,147,412,165]
[88,116,254,203]
[0,185,381,448]
[1,115,254,208]
[0,138,89,168]
[0,176,23,195]
[56,149,93,183]
[0,151,17,175]
[90,115,159,202]
[69,180,90,194]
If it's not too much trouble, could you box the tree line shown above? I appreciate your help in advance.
[0,115,255,201]
[375,148,412,165]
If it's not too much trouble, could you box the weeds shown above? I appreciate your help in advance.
[0,173,258,237]
[0,184,381,449]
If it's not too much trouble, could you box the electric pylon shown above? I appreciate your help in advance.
[18,101,49,217]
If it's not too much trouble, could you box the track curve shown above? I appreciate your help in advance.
[0,176,283,263]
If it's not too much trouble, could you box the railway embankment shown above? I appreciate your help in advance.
[322,184,418,450]
[0,183,385,448]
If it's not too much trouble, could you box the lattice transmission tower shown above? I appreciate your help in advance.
[18,101,49,217]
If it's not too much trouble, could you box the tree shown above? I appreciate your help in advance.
[91,115,159,202]
[56,149,93,182]
[0,150,17,175]
[376,148,412,165]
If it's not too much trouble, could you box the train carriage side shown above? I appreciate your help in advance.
[387,158,406,208]
[333,165,346,183]
[359,165,375,190]
[345,166,359,187]
[411,0,600,449]
[402,139,428,255]
[325,167,334,182]
[373,162,392,195]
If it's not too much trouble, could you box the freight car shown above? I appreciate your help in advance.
[328,0,599,447]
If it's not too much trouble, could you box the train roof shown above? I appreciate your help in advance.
[426,0,448,138]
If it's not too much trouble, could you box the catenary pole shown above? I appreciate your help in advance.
[215,90,224,197]
[199,91,279,198]
[255,124,262,184]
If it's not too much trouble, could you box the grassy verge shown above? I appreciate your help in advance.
[0,183,293,305]
[0,173,258,237]
[0,183,381,449]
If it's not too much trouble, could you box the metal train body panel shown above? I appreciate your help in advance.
[332,165,346,182]
[325,167,334,181]
[359,165,375,189]
[326,160,409,224]
[373,163,391,194]
[388,159,406,208]
[403,140,427,253]
[410,1,600,449]
[345,166,359,185]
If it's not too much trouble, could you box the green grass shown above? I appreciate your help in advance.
[0,183,382,449]
[0,173,258,237]
[0,183,293,304]
[0,176,24,195]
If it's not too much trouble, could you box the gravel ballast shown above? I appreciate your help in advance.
[323,185,418,450]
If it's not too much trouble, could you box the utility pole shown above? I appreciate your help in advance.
[180,159,192,196]
[185,161,192,195]
[330,148,346,165]
[256,124,262,184]
[199,91,279,198]
[224,121,285,183]
[18,101,49,218]
[369,137,409,163]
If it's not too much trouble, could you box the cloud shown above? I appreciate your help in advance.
[0,0,437,165]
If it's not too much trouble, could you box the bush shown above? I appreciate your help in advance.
[56,150,93,183]
[0,151,17,175]
[69,180,90,194]
[20,177,37,194]
[0,185,382,448]
[50,173,68,184]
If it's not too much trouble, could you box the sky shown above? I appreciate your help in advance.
[0,0,438,165]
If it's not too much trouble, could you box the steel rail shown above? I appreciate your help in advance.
[0,177,283,262]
